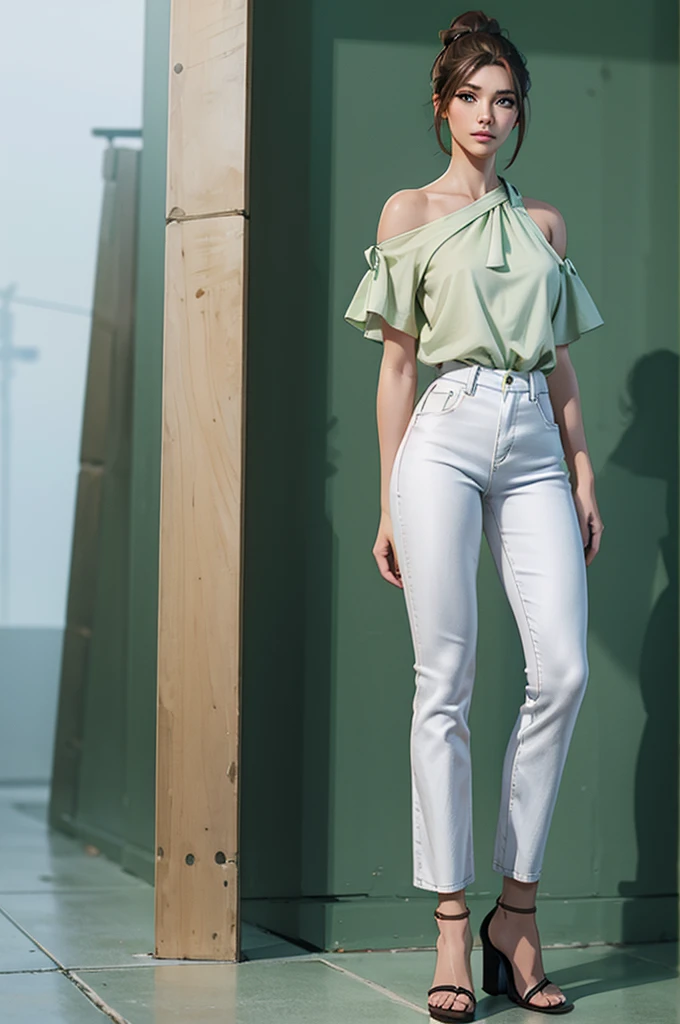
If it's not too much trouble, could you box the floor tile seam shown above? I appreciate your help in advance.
[613,946,678,973]
[71,962,238,972]
[240,954,333,966]
[0,907,131,1021]
[65,970,132,1024]
[0,886,149,895]
[316,957,430,1017]
[73,954,326,971]
[57,943,680,976]
[0,967,62,975]
[0,906,66,970]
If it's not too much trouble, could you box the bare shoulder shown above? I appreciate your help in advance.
[376,189,430,244]
[522,196,568,260]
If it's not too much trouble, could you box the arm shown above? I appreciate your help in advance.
[376,334,418,518]
[545,207,605,565]
[372,191,426,586]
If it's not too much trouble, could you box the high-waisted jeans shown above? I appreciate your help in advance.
[389,359,589,893]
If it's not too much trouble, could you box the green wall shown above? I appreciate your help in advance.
[50,0,679,952]
[241,0,679,949]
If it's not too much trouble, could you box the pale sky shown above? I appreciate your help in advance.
[0,1,145,625]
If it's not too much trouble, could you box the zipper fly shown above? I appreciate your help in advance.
[488,372,517,478]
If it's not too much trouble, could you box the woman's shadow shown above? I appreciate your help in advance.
[587,349,678,942]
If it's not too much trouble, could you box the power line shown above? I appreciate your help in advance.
[11,294,91,317]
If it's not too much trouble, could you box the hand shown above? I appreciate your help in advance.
[373,512,403,588]
[571,483,604,566]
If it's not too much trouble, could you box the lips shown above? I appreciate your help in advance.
[472,132,494,138]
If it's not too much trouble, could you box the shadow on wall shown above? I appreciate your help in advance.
[588,349,678,941]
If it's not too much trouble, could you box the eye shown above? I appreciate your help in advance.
[455,92,516,107]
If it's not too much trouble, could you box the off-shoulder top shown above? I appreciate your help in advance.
[343,176,604,376]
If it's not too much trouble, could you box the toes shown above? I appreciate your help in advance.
[430,992,472,1011]
[530,991,564,1008]
[530,994,555,1009]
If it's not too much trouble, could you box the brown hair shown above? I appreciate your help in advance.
[430,11,531,168]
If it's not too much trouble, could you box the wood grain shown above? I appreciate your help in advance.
[156,0,248,961]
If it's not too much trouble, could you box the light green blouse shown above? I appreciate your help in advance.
[343,176,604,376]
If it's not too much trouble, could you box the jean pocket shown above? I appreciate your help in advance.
[534,389,560,429]
[416,384,467,418]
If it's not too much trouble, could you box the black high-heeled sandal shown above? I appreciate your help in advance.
[479,896,574,1014]
[427,905,476,1023]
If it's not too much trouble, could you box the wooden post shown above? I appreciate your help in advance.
[155,0,250,960]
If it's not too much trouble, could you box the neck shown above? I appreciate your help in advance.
[436,164,503,201]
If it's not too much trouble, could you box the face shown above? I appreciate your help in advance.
[434,63,519,157]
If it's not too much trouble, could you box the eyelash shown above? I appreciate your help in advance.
[456,91,516,107]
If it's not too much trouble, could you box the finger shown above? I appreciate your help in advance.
[375,540,402,579]
[585,533,602,565]
[373,551,403,588]
[388,548,402,581]
[580,519,591,548]
[381,565,404,587]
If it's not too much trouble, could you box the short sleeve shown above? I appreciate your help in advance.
[343,241,426,342]
[551,256,604,347]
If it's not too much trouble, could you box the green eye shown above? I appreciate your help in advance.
[456,92,516,107]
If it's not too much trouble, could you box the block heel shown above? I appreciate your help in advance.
[479,896,574,1014]
[479,921,507,996]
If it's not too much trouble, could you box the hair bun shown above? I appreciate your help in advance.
[439,15,502,48]
[439,27,471,46]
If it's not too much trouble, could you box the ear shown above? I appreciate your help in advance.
[432,92,447,119]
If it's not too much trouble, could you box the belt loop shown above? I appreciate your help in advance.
[529,370,536,402]
[465,364,480,395]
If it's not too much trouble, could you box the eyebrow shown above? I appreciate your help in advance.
[458,82,516,95]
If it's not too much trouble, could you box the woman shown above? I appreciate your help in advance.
[343,10,605,1023]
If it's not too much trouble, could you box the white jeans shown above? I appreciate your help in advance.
[389,360,589,893]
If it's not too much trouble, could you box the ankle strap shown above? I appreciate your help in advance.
[434,906,470,921]
[496,896,536,914]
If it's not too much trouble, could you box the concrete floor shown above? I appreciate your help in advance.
[0,785,677,1023]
